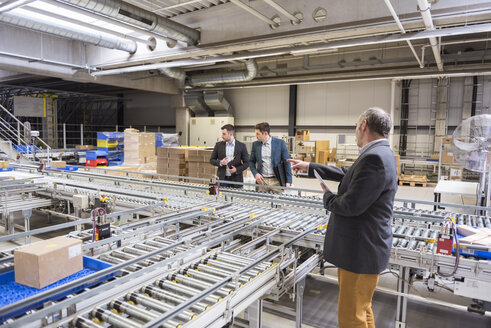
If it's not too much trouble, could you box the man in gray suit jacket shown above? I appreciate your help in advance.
[289,107,397,328]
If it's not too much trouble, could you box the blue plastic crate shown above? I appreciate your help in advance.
[53,165,78,172]
[0,256,115,323]
[0,167,13,172]
[96,132,124,141]
[97,146,117,152]
[12,145,37,153]
[86,150,108,160]
[108,161,123,166]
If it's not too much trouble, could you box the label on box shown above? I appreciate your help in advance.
[68,244,82,259]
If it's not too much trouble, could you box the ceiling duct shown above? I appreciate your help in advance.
[0,9,137,53]
[159,67,185,88]
[57,0,200,45]
[203,91,232,116]
[184,92,211,117]
[188,59,257,86]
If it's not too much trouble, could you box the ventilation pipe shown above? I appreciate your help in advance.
[159,67,186,88]
[188,59,258,86]
[58,0,200,45]
[0,9,137,53]
[203,91,232,115]
[417,0,443,71]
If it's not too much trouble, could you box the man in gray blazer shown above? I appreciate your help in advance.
[289,107,397,328]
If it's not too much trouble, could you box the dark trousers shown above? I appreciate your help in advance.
[222,176,242,189]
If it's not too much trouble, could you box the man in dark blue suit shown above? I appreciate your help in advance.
[289,108,397,328]
[249,122,292,193]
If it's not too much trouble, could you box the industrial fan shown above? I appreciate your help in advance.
[451,114,491,208]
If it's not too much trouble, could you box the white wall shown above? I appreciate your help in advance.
[297,80,392,126]
[224,76,491,157]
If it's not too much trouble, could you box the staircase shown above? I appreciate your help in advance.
[0,104,51,163]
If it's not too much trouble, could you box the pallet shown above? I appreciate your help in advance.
[398,174,427,187]
[399,181,427,187]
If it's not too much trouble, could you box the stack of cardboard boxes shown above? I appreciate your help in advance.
[124,128,156,166]
[0,161,9,169]
[157,147,187,181]
[188,148,214,179]
[157,147,216,181]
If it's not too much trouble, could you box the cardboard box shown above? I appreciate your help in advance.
[318,150,330,165]
[449,167,463,180]
[394,154,401,176]
[0,161,9,169]
[296,145,307,153]
[295,130,310,141]
[75,145,95,150]
[441,151,455,164]
[442,137,452,145]
[430,154,440,160]
[315,140,330,163]
[14,237,82,289]
[50,160,66,169]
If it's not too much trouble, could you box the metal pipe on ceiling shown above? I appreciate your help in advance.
[383,0,424,68]
[229,0,279,28]
[22,5,155,47]
[417,0,443,71]
[41,0,176,45]
[263,0,300,24]
[0,0,34,13]
[90,22,491,77]
[0,9,137,53]
[56,0,200,45]
[188,59,258,86]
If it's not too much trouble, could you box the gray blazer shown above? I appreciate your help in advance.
[309,139,397,274]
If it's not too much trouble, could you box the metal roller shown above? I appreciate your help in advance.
[141,286,210,313]
[72,317,104,328]
[126,292,197,322]
[155,279,222,303]
[109,300,157,322]
[90,308,140,328]
[167,273,233,297]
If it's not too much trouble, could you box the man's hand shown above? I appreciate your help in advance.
[320,183,329,193]
[285,182,291,188]
[287,159,308,173]
[255,173,265,184]
[220,158,229,166]
[227,166,237,174]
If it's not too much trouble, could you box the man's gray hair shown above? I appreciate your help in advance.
[359,107,392,138]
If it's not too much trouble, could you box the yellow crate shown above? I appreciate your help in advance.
[97,139,118,148]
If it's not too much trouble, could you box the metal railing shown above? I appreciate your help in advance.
[0,104,51,162]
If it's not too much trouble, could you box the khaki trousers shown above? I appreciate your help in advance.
[257,177,283,194]
[337,268,379,328]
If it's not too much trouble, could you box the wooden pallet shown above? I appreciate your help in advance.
[399,181,427,187]
[398,174,427,187]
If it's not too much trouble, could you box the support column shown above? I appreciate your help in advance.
[247,299,263,328]
[433,77,449,153]
[399,80,411,156]
[174,93,189,145]
[296,278,306,328]
[288,84,297,137]
[395,266,410,328]
[462,76,474,120]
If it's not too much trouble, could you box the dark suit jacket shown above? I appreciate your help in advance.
[309,139,397,274]
[249,137,292,184]
[209,140,249,182]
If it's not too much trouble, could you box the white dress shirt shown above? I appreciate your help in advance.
[261,136,274,177]
[225,138,235,177]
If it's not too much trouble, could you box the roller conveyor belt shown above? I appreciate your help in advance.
[70,252,275,328]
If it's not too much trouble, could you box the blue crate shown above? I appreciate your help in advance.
[12,145,37,153]
[53,165,78,172]
[0,167,13,172]
[0,256,115,322]
[108,161,123,166]
[86,150,108,160]
[97,146,117,152]
[96,132,124,141]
